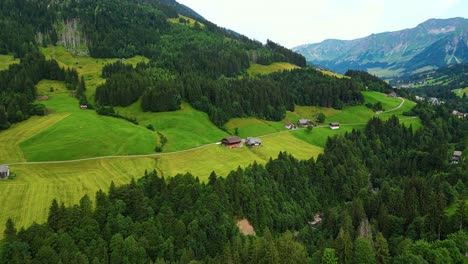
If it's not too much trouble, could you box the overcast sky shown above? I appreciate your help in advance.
[176,0,467,48]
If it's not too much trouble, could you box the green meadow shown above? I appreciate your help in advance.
[40,46,148,103]
[18,93,157,162]
[453,87,468,98]
[115,101,228,152]
[0,54,19,71]
[247,62,299,76]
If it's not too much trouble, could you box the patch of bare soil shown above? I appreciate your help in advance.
[237,218,256,236]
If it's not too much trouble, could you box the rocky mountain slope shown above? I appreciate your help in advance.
[294,17,468,79]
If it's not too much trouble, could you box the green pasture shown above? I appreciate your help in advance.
[36,79,70,95]
[40,46,148,103]
[115,101,228,152]
[247,62,299,76]
[19,94,157,161]
[0,54,19,71]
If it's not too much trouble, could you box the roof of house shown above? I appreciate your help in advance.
[329,122,340,126]
[0,165,9,173]
[453,151,462,157]
[246,137,262,145]
[298,119,311,124]
[222,136,242,144]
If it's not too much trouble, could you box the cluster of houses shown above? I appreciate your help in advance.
[452,110,467,119]
[0,165,10,179]
[285,119,340,130]
[220,136,262,148]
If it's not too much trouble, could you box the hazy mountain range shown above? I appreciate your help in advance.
[293,17,468,79]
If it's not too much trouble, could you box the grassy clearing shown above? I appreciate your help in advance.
[168,15,204,28]
[453,87,468,98]
[0,54,19,71]
[247,62,299,76]
[115,101,228,152]
[19,94,157,161]
[317,69,349,79]
[40,46,148,103]
[36,80,70,95]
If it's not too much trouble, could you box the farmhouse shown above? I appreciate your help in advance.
[387,92,398,97]
[329,122,340,129]
[452,110,466,119]
[245,137,262,147]
[221,136,242,148]
[297,119,312,127]
[0,165,9,179]
[284,122,296,130]
[452,151,462,164]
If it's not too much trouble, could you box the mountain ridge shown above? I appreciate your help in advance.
[294,17,468,79]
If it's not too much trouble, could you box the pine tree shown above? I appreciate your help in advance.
[375,232,390,264]
[354,237,376,264]
[322,248,338,264]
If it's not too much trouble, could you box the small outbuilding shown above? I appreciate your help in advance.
[0,165,10,179]
[298,119,312,127]
[245,137,262,147]
[329,122,340,130]
[221,136,242,148]
[80,105,88,109]
[452,150,462,164]
[285,122,296,130]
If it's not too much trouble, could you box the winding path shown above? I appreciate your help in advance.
[6,100,416,167]
[378,97,405,114]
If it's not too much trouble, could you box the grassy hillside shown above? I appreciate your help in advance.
[0,54,19,71]
[247,62,299,76]
[19,94,157,161]
[40,46,149,103]
[115,101,228,152]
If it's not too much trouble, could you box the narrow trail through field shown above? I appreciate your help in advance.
[6,101,417,167]
[378,97,405,114]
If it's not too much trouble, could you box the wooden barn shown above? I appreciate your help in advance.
[298,119,312,127]
[221,136,242,148]
[329,122,340,129]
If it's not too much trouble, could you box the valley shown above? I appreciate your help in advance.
[0,48,421,236]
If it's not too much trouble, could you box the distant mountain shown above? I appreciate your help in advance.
[293,18,468,79]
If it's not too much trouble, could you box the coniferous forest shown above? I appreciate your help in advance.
[1,101,467,263]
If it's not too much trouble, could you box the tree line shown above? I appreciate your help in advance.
[1,101,466,263]
[96,62,364,127]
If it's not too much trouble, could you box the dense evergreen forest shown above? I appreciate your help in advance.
[96,62,364,126]
[1,100,466,263]
[345,70,394,93]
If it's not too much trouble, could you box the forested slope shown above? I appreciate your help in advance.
[1,101,466,263]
